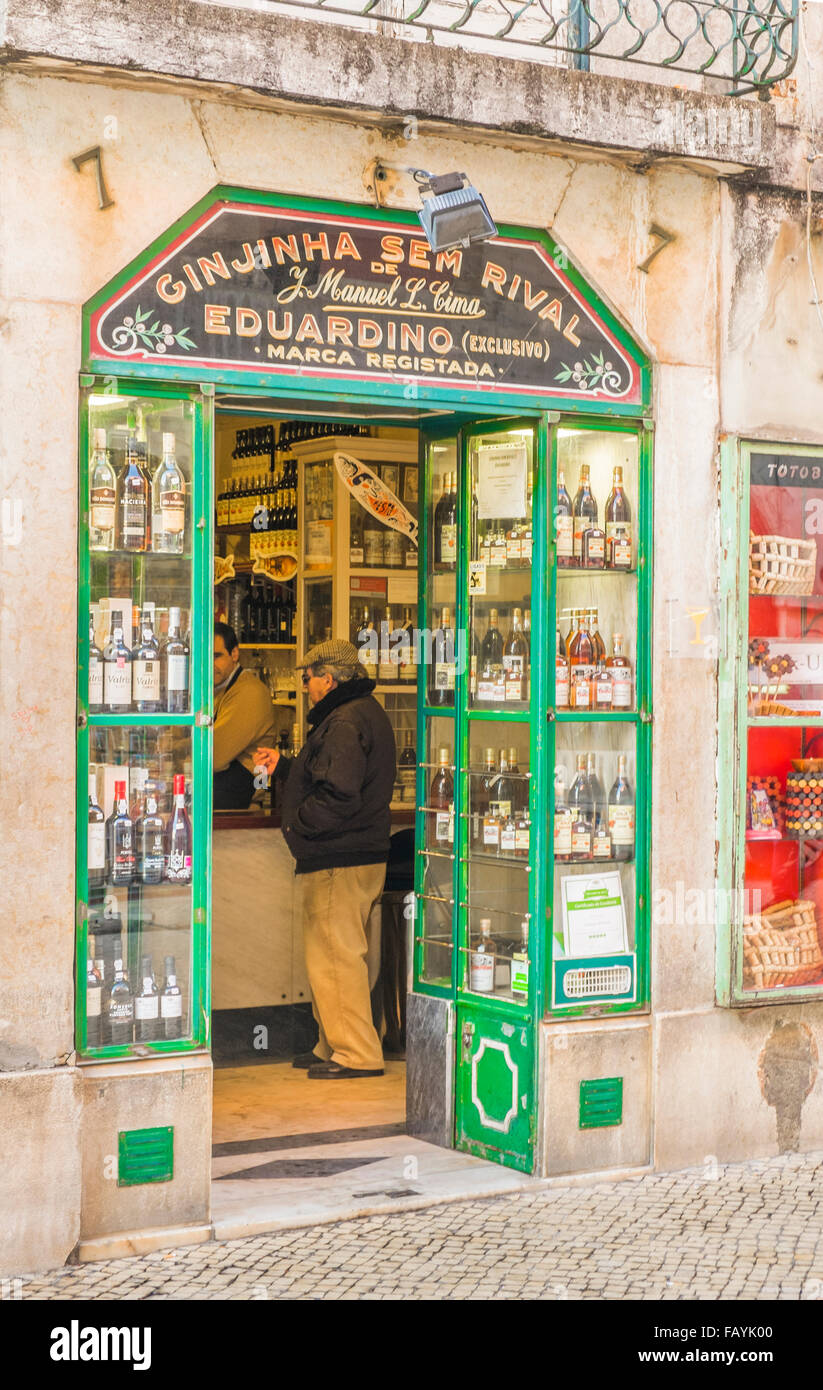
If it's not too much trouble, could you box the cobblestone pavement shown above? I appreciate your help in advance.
[17,1150,823,1300]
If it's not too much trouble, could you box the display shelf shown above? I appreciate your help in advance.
[238,643,295,650]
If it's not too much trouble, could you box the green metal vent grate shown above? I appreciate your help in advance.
[579,1077,623,1130]
[118,1127,174,1186]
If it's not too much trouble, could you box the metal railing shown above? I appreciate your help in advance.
[262,0,798,91]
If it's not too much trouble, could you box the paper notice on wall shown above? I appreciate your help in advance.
[388,573,417,605]
[476,443,528,520]
[561,871,628,958]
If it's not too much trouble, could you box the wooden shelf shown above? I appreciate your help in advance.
[238,643,295,650]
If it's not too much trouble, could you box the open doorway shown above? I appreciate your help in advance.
[209,395,422,1219]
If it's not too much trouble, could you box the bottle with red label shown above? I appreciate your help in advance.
[165,774,193,883]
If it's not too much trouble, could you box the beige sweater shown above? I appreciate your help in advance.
[213,668,277,775]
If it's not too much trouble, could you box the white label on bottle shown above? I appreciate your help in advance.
[500,823,516,853]
[434,662,455,692]
[91,488,116,530]
[161,492,186,533]
[556,669,569,708]
[612,675,632,709]
[104,661,131,707]
[613,537,632,566]
[515,825,530,853]
[584,532,605,562]
[133,659,161,702]
[87,984,102,1018]
[349,546,365,566]
[161,994,183,1018]
[364,532,383,565]
[556,514,573,558]
[167,653,188,692]
[483,818,499,847]
[554,817,572,856]
[521,535,533,562]
[469,951,495,993]
[572,829,591,856]
[490,540,506,566]
[384,533,404,566]
[609,805,635,845]
[572,677,590,709]
[441,524,457,562]
[134,995,159,1020]
[88,822,106,871]
[167,851,192,875]
[506,535,521,562]
[595,678,613,708]
[89,655,104,706]
[405,549,417,568]
[477,679,500,702]
[503,654,525,701]
[593,834,612,859]
[122,499,146,539]
[435,811,451,844]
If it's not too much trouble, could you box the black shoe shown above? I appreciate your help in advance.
[307,1061,385,1079]
[292,1051,324,1069]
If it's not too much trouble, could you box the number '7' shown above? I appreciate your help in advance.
[71,146,115,211]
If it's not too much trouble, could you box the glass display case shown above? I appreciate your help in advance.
[720,442,823,1003]
[77,385,211,1056]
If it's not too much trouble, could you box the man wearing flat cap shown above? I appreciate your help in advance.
[256,638,396,1078]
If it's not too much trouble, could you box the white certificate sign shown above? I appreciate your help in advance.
[476,443,528,521]
[561,871,628,958]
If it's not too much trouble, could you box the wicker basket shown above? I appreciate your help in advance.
[743,898,823,990]
[749,533,816,596]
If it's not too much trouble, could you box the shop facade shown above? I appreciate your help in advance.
[2,0,823,1275]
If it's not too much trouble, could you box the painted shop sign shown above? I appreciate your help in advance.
[88,196,644,403]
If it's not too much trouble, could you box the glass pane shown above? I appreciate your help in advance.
[378,689,417,810]
[552,726,637,986]
[303,458,334,570]
[555,430,638,712]
[417,715,456,986]
[463,722,531,1003]
[84,725,194,1050]
[742,726,823,994]
[348,459,419,572]
[468,429,534,710]
[88,396,194,715]
[425,439,458,709]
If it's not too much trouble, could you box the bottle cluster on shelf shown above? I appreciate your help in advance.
[425,606,532,707]
[90,430,187,556]
[350,502,417,569]
[554,753,635,863]
[86,940,184,1048]
[88,773,192,892]
[468,919,530,996]
[354,605,418,685]
[556,464,633,570]
[223,575,297,646]
[556,613,633,711]
[396,732,417,804]
[90,607,189,714]
[432,473,533,571]
[426,747,530,858]
[217,457,298,555]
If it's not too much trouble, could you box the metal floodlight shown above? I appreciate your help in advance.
[415,171,497,253]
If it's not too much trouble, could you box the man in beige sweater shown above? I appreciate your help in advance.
[213,622,277,809]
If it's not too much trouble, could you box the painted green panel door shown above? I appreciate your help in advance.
[456,1002,534,1171]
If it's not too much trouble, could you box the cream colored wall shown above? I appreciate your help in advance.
[3,64,823,1267]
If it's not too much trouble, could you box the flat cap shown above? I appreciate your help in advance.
[301,637,362,670]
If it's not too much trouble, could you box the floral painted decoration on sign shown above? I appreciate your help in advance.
[110,307,196,355]
[555,351,622,395]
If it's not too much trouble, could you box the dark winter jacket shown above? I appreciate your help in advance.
[275,677,397,874]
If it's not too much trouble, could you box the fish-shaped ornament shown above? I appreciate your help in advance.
[334,452,419,546]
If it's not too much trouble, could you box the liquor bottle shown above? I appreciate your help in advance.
[399,608,417,686]
[216,477,228,528]
[469,920,496,994]
[356,607,379,682]
[88,773,106,898]
[433,472,457,570]
[513,751,531,860]
[106,780,136,885]
[103,616,132,713]
[555,469,574,568]
[594,656,613,711]
[605,465,632,569]
[469,626,479,702]
[510,920,530,997]
[89,618,104,714]
[137,791,165,886]
[429,748,454,850]
[428,607,455,707]
[554,766,573,862]
[384,525,405,569]
[505,516,522,566]
[555,628,570,709]
[89,428,117,551]
[117,437,150,552]
[166,774,193,883]
[608,754,635,862]
[151,433,186,554]
[363,509,384,568]
[165,607,189,713]
[503,608,529,703]
[398,732,416,804]
[582,519,606,569]
[568,614,595,711]
[378,607,396,684]
[588,754,611,860]
[86,959,102,1049]
[132,610,161,714]
[569,754,593,860]
[572,464,597,565]
[350,502,365,567]
[487,750,515,858]
[472,747,496,847]
[161,955,183,1041]
[589,609,606,664]
[108,953,134,1047]
[134,956,161,1043]
[607,634,634,710]
[478,609,504,703]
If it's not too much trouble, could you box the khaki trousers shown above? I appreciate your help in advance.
[301,862,386,1072]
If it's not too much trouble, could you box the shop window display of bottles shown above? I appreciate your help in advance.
[78,391,207,1055]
